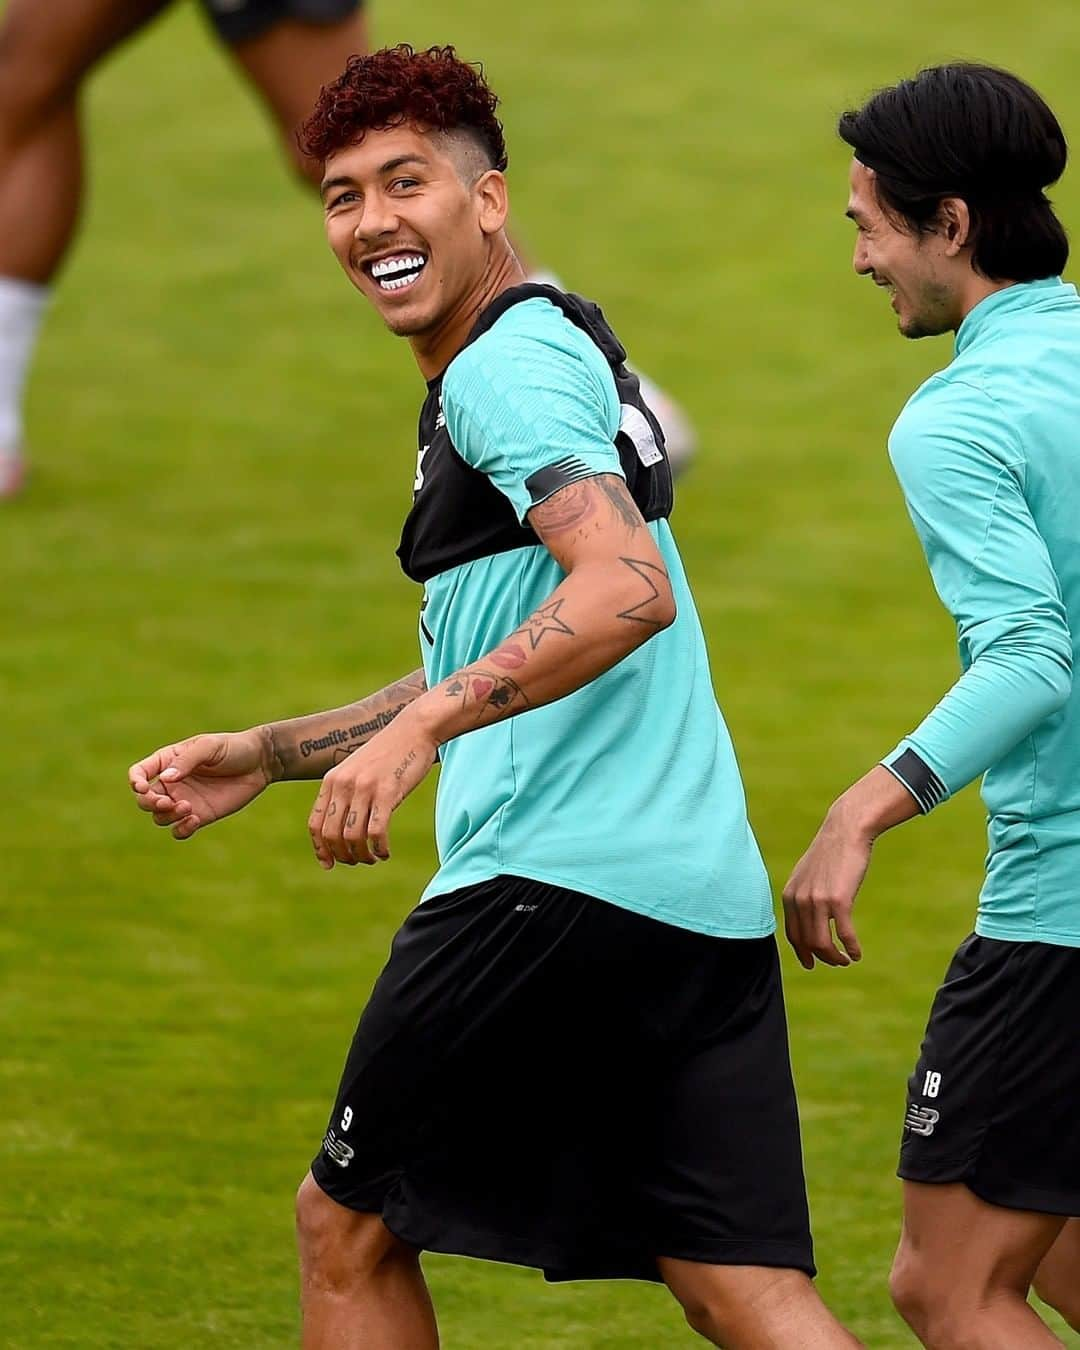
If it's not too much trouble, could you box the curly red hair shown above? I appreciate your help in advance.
[299,44,508,172]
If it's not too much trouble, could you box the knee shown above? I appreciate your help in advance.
[889,1245,970,1347]
[674,1268,810,1347]
[679,1295,731,1346]
[295,1174,415,1294]
[891,1246,1027,1350]
[0,20,77,136]
[888,1243,929,1335]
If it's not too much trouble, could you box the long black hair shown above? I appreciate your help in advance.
[838,64,1068,281]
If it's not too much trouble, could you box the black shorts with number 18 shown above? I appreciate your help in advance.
[899,932,1080,1216]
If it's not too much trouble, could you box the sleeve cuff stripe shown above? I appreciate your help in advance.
[883,748,948,814]
[524,457,601,504]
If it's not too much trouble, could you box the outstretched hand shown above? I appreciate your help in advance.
[128,727,275,839]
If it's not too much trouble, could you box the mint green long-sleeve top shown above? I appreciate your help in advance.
[883,278,1080,945]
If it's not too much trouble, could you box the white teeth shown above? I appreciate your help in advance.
[370,254,426,279]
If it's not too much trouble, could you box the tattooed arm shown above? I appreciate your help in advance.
[265,669,428,781]
[423,473,675,732]
[127,669,426,839]
[307,474,675,869]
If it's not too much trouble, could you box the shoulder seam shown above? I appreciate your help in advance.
[898,373,1025,473]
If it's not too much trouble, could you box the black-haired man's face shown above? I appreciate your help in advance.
[321,124,505,341]
[846,160,960,339]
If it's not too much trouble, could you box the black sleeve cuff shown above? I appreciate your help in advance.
[882,747,948,814]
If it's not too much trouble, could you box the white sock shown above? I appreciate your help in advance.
[0,276,48,455]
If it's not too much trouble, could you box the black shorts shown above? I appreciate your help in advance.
[310,876,815,1282]
[199,0,361,45]
[899,933,1080,1215]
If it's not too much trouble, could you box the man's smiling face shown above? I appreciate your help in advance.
[847,158,961,340]
[321,122,498,338]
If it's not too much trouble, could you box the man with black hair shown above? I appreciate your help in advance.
[783,62,1080,1348]
[130,44,854,1350]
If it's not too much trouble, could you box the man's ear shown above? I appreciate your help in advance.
[938,196,972,256]
[475,169,509,236]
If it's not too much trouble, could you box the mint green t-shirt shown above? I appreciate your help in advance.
[417,298,773,939]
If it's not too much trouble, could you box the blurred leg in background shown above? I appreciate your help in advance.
[206,0,367,187]
[0,0,367,502]
[0,0,173,498]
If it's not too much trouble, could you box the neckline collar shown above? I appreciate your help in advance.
[955,277,1069,354]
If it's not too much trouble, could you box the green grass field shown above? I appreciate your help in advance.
[4,0,1080,1344]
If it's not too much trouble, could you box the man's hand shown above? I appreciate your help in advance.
[307,710,437,868]
[782,764,921,970]
[782,809,870,970]
[128,727,275,839]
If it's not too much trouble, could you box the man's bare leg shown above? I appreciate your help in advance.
[224,13,368,187]
[1032,1215,1080,1332]
[0,0,171,494]
[891,1181,1067,1348]
[296,1172,439,1350]
[660,1257,862,1348]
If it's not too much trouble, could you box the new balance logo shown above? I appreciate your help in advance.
[323,1129,355,1169]
[904,1104,940,1137]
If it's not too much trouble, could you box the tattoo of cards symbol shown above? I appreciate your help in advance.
[517,598,575,650]
[487,685,514,709]
[394,750,417,781]
[445,678,465,698]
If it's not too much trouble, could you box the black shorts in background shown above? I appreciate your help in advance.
[310,876,815,1282]
[899,933,1080,1215]
[199,0,360,46]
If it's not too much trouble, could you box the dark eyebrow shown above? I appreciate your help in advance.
[320,174,354,198]
[320,156,430,198]
[379,154,430,175]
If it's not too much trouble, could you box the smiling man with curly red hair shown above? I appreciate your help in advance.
[129,45,855,1350]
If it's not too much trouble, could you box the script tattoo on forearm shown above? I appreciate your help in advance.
[304,704,407,761]
[270,669,427,779]
[616,556,672,628]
